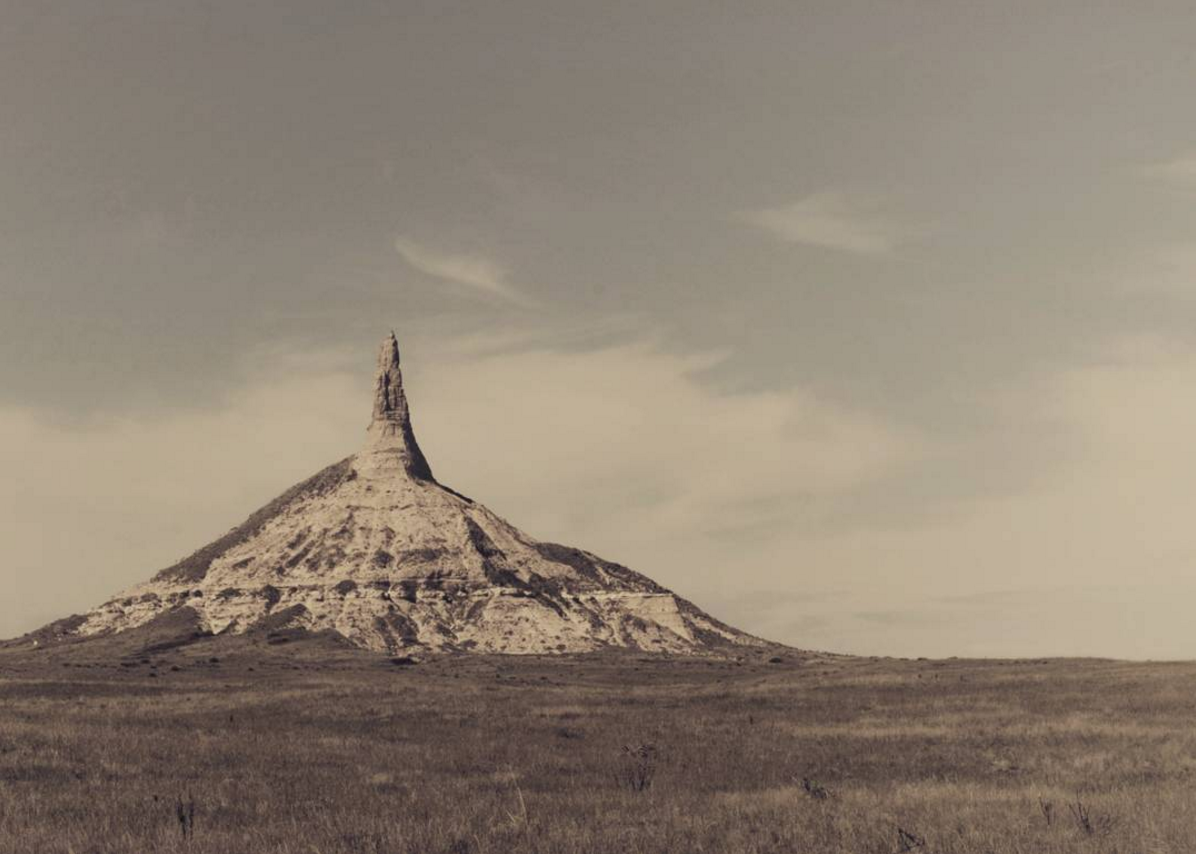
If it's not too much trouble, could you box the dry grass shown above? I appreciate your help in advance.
[3,640,1196,853]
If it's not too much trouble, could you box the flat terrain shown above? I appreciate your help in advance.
[3,635,1196,853]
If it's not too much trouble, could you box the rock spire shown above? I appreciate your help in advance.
[362,331,434,480]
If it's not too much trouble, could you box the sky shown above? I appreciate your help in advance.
[5,2,1196,658]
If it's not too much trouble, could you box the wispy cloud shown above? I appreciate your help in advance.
[737,191,903,255]
[394,236,529,305]
[1143,151,1196,185]
[415,338,915,547]
[1119,243,1196,295]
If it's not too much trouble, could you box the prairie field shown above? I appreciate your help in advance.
[2,636,1196,853]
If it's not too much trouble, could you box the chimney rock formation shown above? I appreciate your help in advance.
[43,334,764,655]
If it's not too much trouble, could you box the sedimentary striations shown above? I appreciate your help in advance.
[61,333,763,654]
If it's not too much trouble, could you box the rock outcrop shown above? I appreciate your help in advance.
[42,333,765,655]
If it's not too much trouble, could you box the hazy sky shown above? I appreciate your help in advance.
[6,2,1196,657]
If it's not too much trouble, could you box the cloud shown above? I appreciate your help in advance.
[803,583,1196,659]
[1143,151,1196,185]
[733,332,1196,659]
[737,191,903,254]
[0,350,367,641]
[414,339,915,546]
[394,236,529,305]
[1119,243,1196,295]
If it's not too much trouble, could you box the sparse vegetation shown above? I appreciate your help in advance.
[176,792,196,841]
[616,743,657,792]
[800,776,830,800]
[2,642,1196,852]
[896,826,926,851]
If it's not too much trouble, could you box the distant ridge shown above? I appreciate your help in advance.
[17,333,767,655]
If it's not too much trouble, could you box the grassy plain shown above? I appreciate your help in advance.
[2,635,1195,853]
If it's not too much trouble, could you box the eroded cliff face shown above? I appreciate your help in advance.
[65,333,763,654]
